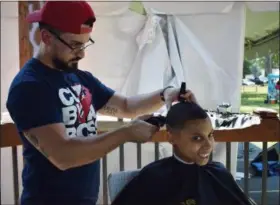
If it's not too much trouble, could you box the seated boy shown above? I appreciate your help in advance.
[111,102,256,205]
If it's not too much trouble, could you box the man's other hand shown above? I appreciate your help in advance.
[124,114,159,143]
[164,87,198,110]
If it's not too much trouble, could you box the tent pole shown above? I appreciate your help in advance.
[18,1,32,69]
[18,1,41,69]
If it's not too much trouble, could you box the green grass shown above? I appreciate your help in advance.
[240,85,279,113]
[240,85,279,148]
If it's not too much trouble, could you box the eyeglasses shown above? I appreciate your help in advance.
[48,29,95,52]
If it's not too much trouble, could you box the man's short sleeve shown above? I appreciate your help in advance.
[6,82,62,131]
[83,71,115,111]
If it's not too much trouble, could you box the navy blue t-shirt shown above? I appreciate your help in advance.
[6,58,115,205]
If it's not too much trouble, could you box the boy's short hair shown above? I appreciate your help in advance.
[166,102,208,130]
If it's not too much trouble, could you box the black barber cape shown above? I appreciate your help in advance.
[111,156,256,205]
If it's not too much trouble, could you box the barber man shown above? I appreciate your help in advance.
[6,1,197,205]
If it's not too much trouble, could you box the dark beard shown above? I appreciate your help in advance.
[52,57,79,73]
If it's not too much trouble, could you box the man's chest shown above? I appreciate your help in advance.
[57,83,97,138]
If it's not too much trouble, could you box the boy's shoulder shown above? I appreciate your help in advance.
[205,161,235,179]
[206,161,227,170]
[139,156,174,178]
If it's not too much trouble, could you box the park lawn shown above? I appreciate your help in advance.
[240,85,279,148]
[240,85,279,113]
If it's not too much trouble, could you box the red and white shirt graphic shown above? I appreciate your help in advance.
[58,84,97,138]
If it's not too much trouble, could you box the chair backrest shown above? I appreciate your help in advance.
[107,169,140,202]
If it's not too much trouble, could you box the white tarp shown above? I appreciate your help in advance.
[144,1,279,14]
[120,14,170,96]
[1,2,19,113]
[1,1,277,204]
[88,1,279,16]
[173,5,246,111]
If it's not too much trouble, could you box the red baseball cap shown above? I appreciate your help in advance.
[26,1,96,34]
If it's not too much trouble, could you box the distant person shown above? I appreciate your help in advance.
[111,102,256,205]
[276,80,280,90]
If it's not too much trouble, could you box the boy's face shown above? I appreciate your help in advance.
[168,118,214,166]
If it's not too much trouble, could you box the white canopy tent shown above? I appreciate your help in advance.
[1,1,278,204]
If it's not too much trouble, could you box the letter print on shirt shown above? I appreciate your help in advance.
[58,84,97,138]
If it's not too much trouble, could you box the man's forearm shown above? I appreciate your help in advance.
[26,124,130,170]
[126,89,165,117]
[58,128,129,170]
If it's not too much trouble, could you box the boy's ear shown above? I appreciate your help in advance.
[167,132,174,145]
[166,125,175,145]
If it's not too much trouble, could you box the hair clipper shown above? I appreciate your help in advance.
[144,115,166,128]
[178,82,186,102]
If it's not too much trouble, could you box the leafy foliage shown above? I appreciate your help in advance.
[243,59,253,77]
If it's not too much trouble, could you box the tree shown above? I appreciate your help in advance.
[272,51,279,68]
[256,56,266,69]
[251,63,262,78]
[243,59,252,78]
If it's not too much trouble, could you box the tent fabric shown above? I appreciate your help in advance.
[166,15,186,87]
[120,13,170,96]
[87,1,278,16]
[245,2,279,12]
[1,2,20,113]
[169,3,245,111]
[143,1,278,15]
[144,1,235,15]
[82,2,247,112]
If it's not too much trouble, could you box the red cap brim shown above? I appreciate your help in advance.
[80,26,92,34]
[26,10,42,23]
